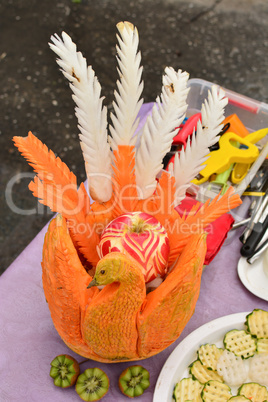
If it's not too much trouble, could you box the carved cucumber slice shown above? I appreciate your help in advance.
[238,382,268,402]
[189,360,223,384]
[223,329,256,359]
[197,343,224,371]
[201,380,231,402]
[246,309,268,339]
[173,377,203,402]
[256,338,268,353]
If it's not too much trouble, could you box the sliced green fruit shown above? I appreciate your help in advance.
[75,368,109,401]
[201,380,231,402]
[50,354,80,388]
[246,309,268,339]
[256,338,268,353]
[238,382,268,402]
[189,359,223,384]
[223,329,256,359]
[197,343,224,371]
[119,365,150,398]
[173,377,203,402]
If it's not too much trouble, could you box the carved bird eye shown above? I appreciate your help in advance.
[100,270,105,275]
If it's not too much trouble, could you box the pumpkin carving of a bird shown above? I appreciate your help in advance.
[42,214,206,362]
[13,21,241,362]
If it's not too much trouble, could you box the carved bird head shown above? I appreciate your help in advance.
[88,252,145,288]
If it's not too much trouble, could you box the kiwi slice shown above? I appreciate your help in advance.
[119,365,150,398]
[50,354,80,388]
[75,368,109,401]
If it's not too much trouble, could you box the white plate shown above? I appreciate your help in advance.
[153,312,249,402]
[238,255,268,301]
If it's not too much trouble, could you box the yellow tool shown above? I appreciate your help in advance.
[192,132,260,185]
[231,128,268,184]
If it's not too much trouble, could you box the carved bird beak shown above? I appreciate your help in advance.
[87,278,98,288]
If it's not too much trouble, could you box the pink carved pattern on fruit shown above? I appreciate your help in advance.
[98,212,170,283]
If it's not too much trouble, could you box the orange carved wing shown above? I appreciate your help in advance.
[168,187,242,264]
[137,232,207,358]
[13,132,100,266]
[42,214,104,360]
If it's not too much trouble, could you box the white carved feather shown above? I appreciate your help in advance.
[135,67,189,199]
[109,21,144,151]
[171,85,228,206]
[49,32,112,202]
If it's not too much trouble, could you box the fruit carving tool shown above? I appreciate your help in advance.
[231,128,268,184]
[235,140,268,197]
[163,115,202,170]
[247,235,268,264]
[232,165,268,232]
[247,195,266,222]
[192,132,260,185]
[196,165,234,203]
[242,159,268,226]
[231,217,251,230]
[206,163,234,196]
[172,112,201,148]
[243,160,268,197]
[240,203,268,258]
[198,139,239,200]
[240,191,268,245]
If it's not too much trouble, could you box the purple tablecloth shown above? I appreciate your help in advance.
[1,104,268,401]
[1,205,267,402]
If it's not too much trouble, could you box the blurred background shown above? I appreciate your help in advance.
[1,0,268,274]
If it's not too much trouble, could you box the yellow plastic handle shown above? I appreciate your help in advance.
[246,128,268,144]
[231,128,268,184]
[192,132,259,185]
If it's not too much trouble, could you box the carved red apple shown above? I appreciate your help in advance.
[98,212,170,283]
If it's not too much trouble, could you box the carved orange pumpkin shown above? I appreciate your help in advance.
[13,135,241,362]
[42,214,206,362]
